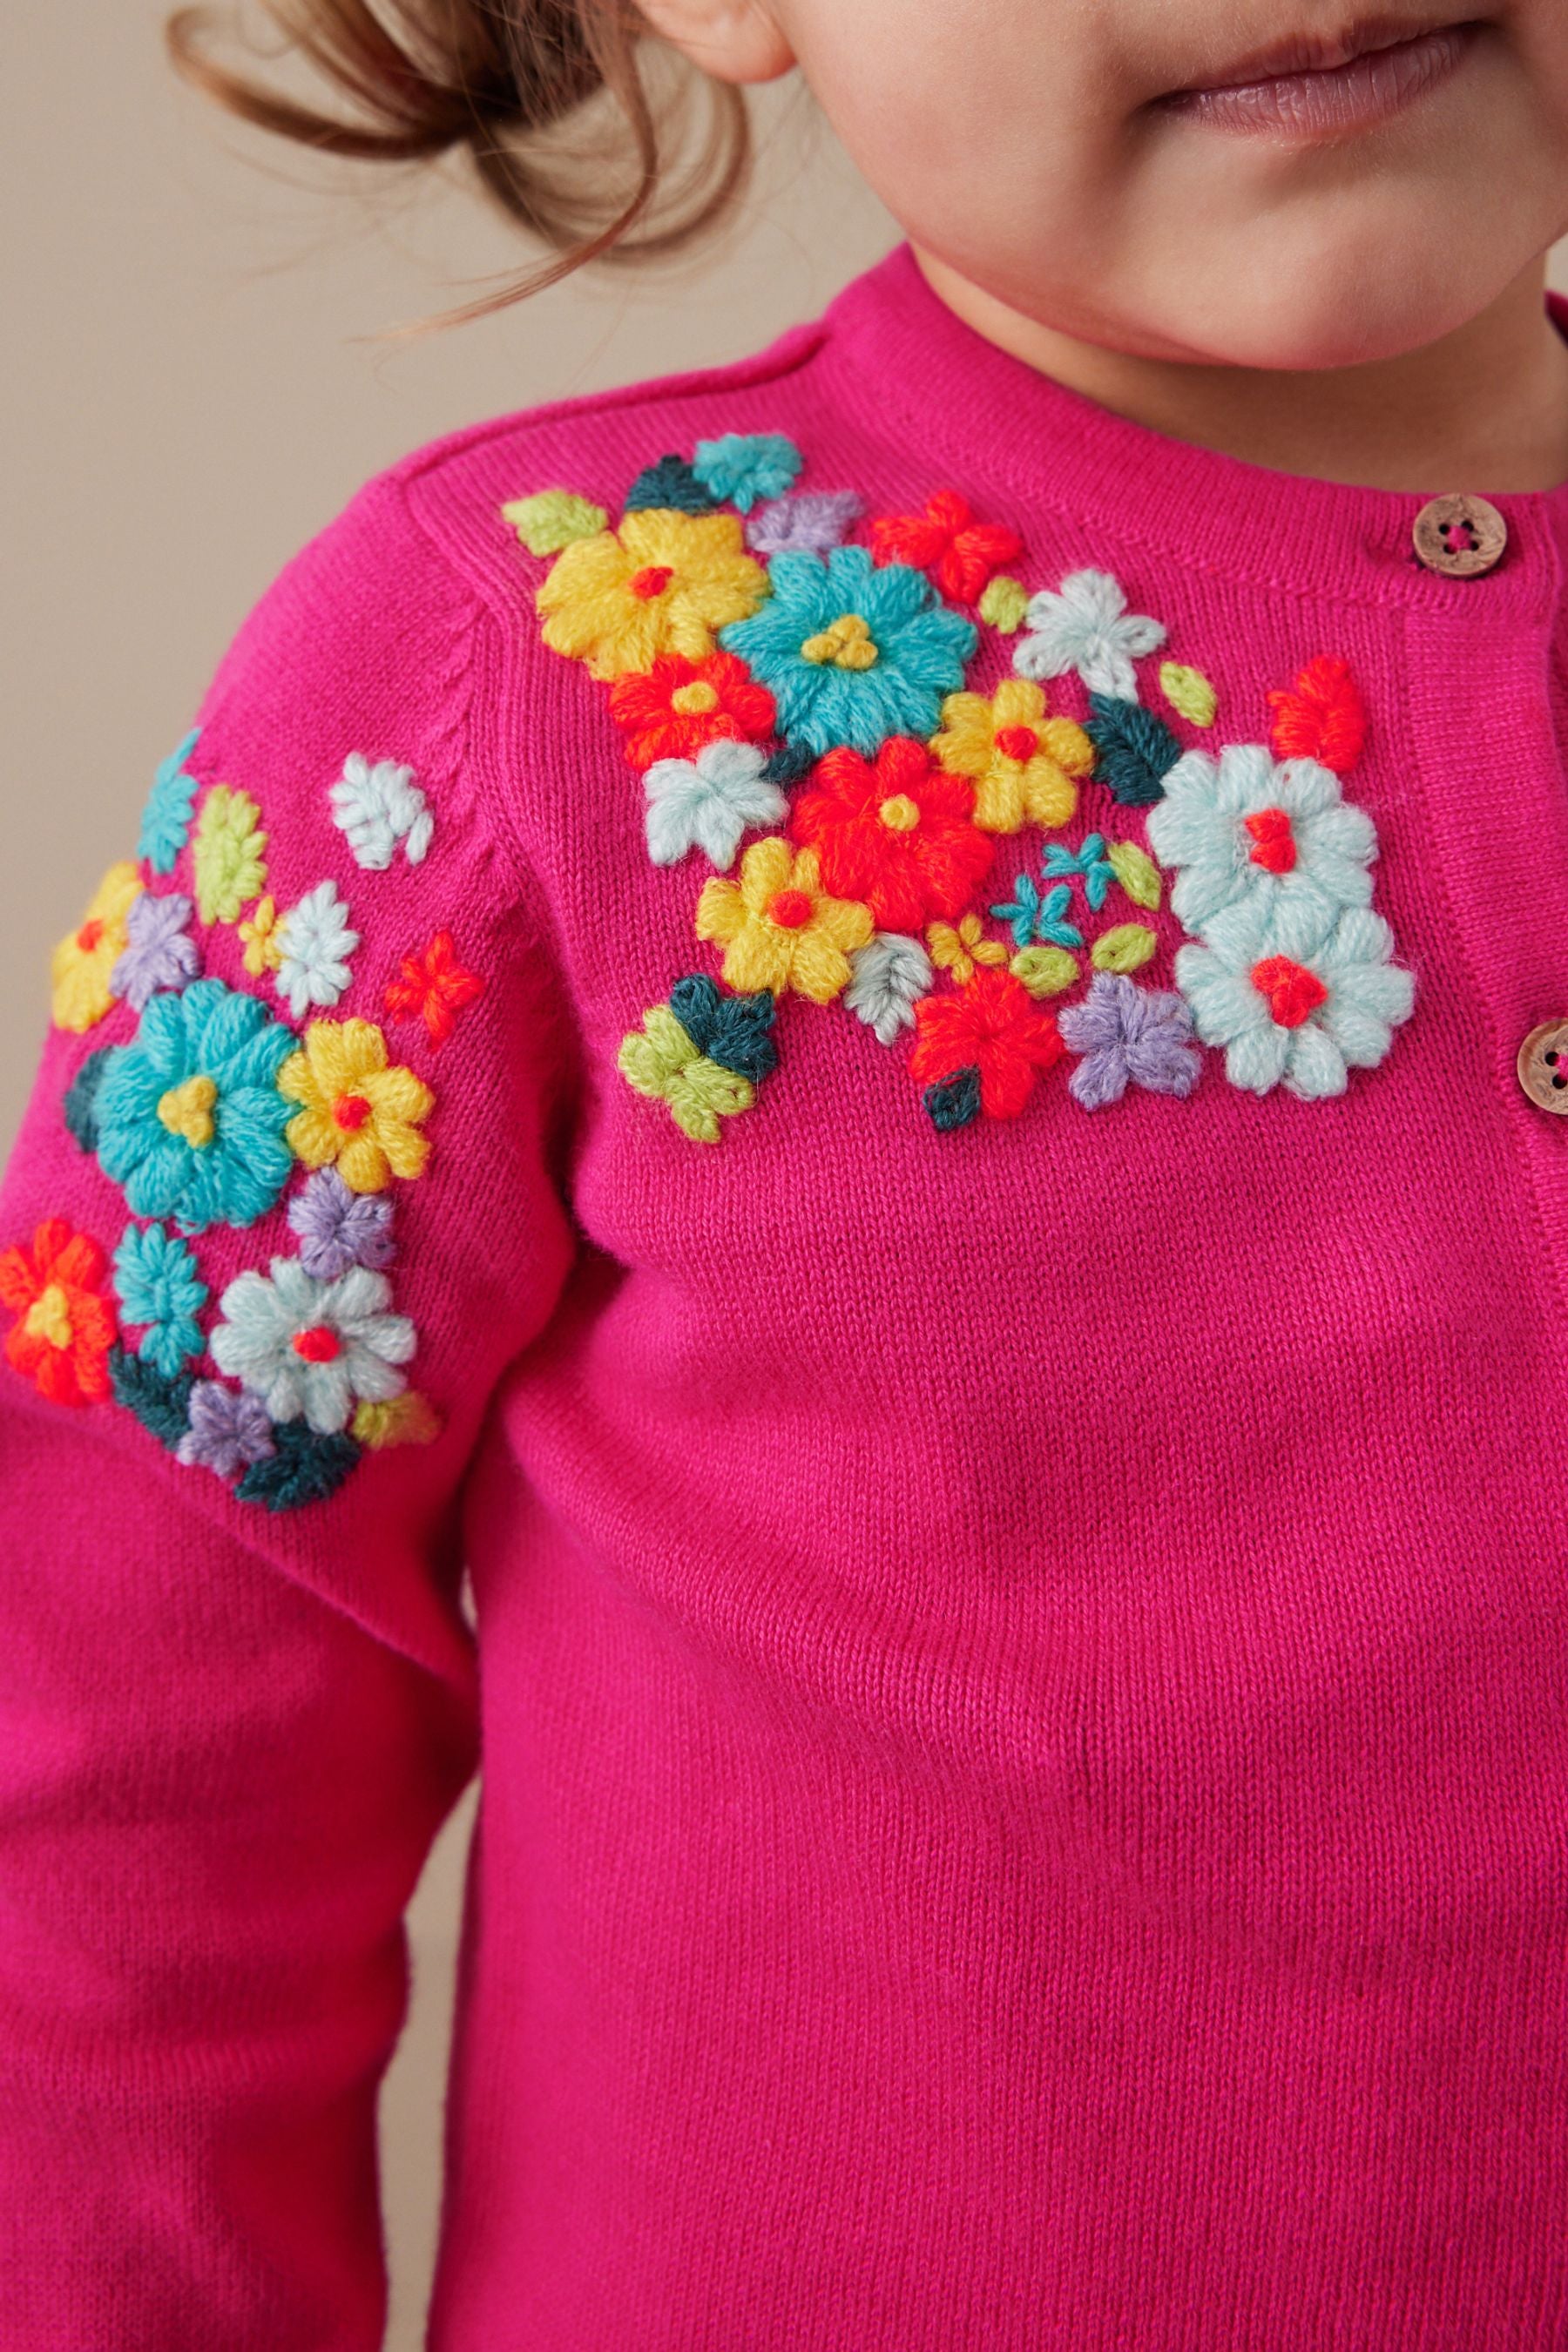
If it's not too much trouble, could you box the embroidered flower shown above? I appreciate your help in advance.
[193,786,267,925]
[329,754,434,870]
[1057,971,1202,1110]
[1040,832,1116,913]
[1014,569,1166,702]
[274,881,360,1021]
[617,1004,756,1144]
[537,509,768,681]
[1174,894,1415,1098]
[645,740,788,870]
[112,1219,208,1378]
[844,931,934,1044]
[137,730,201,875]
[94,978,297,1233]
[1267,655,1365,774]
[909,966,1064,1125]
[979,576,1030,632]
[110,889,200,1013]
[608,650,776,770]
[51,862,142,1034]
[990,873,1084,952]
[239,895,285,977]
[279,1018,434,1193]
[926,911,1009,985]
[288,1166,396,1280]
[384,929,486,1047]
[694,835,873,1003]
[789,738,993,930]
[692,432,803,512]
[1145,746,1378,935]
[744,490,864,558]
[212,1259,416,1436]
[0,1220,118,1407]
[868,490,1024,605]
[929,679,1093,834]
[176,1378,276,1475]
[718,546,976,758]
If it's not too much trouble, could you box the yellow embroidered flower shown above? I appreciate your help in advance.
[694,836,873,1004]
[193,786,267,925]
[537,509,768,681]
[929,679,1094,834]
[238,893,285,977]
[353,1391,443,1448]
[279,1017,434,1194]
[50,862,141,1033]
[926,911,1009,986]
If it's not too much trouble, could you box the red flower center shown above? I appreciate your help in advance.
[994,725,1038,762]
[332,1093,373,1132]
[767,889,814,930]
[293,1325,341,1364]
[1251,954,1328,1029]
[75,919,105,953]
[628,564,674,601]
[1244,806,1297,874]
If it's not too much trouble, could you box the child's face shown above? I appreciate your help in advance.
[764,3,1568,365]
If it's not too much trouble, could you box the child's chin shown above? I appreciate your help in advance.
[1168,239,1531,373]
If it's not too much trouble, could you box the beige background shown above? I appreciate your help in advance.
[0,7,893,2346]
[8,10,1568,2346]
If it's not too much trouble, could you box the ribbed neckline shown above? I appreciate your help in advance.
[822,241,1568,622]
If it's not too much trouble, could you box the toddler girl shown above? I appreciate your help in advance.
[5,3,1568,2345]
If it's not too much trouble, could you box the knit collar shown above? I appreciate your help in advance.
[821,240,1568,624]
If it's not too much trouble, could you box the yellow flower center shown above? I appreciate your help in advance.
[24,1283,74,1351]
[670,680,720,715]
[877,794,920,832]
[801,612,878,671]
[157,1073,219,1150]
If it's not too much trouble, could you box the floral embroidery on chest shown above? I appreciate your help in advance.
[510,438,1413,1138]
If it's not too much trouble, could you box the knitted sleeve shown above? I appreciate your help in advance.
[0,472,580,2347]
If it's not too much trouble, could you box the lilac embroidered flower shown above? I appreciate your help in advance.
[109,889,201,1012]
[177,1378,276,1476]
[744,490,865,558]
[1057,970,1203,1109]
[288,1166,395,1280]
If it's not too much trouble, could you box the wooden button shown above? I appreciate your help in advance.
[1412,492,1508,578]
[1517,1017,1568,1114]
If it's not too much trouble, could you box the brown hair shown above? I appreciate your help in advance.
[165,0,753,322]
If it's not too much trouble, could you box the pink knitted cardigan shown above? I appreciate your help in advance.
[4,239,1568,2349]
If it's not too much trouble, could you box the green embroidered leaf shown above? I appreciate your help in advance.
[1105,840,1162,911]
[1084,694,1183,806]
[64,1048,114,1154]
[108,1344,193,1451]
[978,575,1029,632]
[1010,945,1079,998]
[237,1423,362,1512]
[500,490,607,556]
[1091,923,1158,975]
[1159,661,1217,727]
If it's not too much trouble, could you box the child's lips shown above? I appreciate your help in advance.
[1152,20,1482,140]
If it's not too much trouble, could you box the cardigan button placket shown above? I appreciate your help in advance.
[1411,490,1509,576]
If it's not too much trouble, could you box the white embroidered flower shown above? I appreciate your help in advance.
[1146,745,1378,937]
[274,880,360,1021]
[330,754,434,870]
[1013,568,1166,702]
[644,738,788,869]
[843,931,933,1044]
[1174,891,1414,1099]
[212,1256,416,1435]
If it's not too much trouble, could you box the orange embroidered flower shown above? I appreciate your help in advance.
[537,509,768,681]
[694,836,873,1004]
[279,1018,434,1194]
[385,930,486,1048]
[50,862,141,1034]
[868,490,1024,605]
[789,738,994,930]
[607,650,777,771]
[909,965,1064,1120]
[929,679,1094,834]
[0,1219,118,1407]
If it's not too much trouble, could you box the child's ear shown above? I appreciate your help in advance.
[632,0,796,84]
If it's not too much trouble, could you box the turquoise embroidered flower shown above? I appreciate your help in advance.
[137,729,201,876]
[94,977,297,1234]
[1040,832,1115,913]
[718,546,976,758]
[693,433,803,513]
[112,1220,209,1378]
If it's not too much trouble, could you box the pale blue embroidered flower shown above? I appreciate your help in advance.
[329,754,433,870]
[692,433,803,513]
[644,739,788,869]
[1014,569,1165,702]
[745,490,864,558]
[719,546,976,758]
[213,1258,416,1436]
[94,977,296,1233]
[110,889,201,1012]
[137,729,201,876]
[1057,971,1202,1110]
[274,880,359,1021]
[112,1219,209,1378]
[990,873,1084,951]
[1174,891,1414,1099]
[1040,832,1115,913]
[1146,745,1378,937]
[843,931,934,1044]
[177,1379,276,1477]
